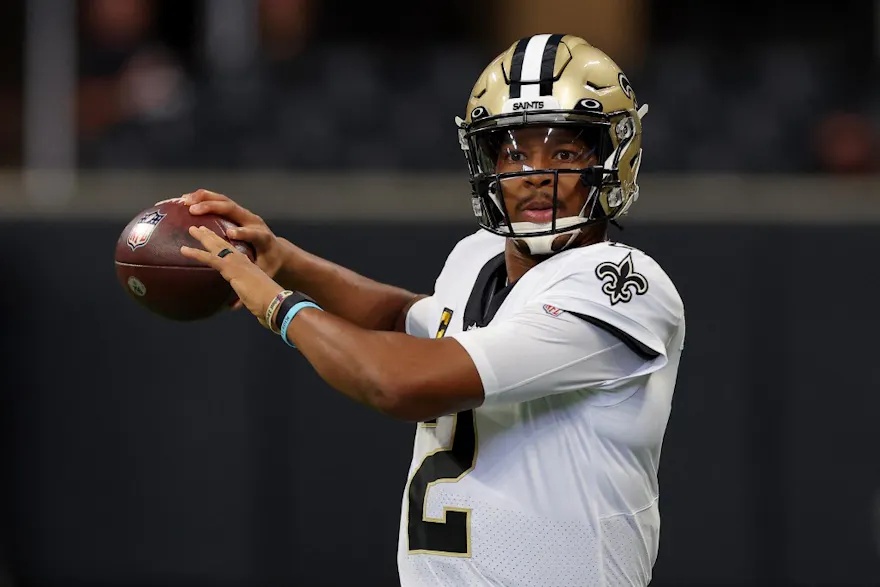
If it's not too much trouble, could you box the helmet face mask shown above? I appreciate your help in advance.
[457,34,646,252]
[465,120,614,239]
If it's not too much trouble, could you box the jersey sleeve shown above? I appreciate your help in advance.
[448,303,666,405]
[405,296,441,338]
[404,229,501,339]
[540,246,684,358]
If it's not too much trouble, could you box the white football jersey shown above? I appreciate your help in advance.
[398,230,685,587]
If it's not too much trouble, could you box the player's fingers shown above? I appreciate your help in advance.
[185,189,231,205]
[187,225,231,253]
[179,245,216,266]
[226,226,271,247]
[189,199,263,227]
[187,199,235,216]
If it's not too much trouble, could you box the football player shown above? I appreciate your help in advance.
[181,34,685,587]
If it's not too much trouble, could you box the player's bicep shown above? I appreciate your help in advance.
[448,304,666,405]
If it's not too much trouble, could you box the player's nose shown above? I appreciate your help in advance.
[524,173,554,189]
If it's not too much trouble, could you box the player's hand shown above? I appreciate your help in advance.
[180,189,288,282]
[180,225,283,329]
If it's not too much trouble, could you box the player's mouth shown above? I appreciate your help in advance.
[520,201,556,223]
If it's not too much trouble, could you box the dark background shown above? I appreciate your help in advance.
[1,222,878,587]
[0,0,876,174]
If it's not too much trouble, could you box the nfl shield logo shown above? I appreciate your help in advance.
[127,210,166,251]
[542,304,564,317]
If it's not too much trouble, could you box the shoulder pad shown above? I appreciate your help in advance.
[539,242,684,356]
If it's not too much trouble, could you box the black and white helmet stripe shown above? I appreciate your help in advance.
[508,34,565,100]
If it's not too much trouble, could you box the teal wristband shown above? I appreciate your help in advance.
[279,301,322,348]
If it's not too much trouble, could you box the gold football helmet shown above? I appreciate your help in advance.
[456,34,648,254]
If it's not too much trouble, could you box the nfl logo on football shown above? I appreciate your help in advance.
[127,210,166,251]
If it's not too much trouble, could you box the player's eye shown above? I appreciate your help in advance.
[503,150,526,162]
[554,149,579,161]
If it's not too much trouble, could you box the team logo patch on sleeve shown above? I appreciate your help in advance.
[542,304,564,317]
[595,252,649,305]
[422,308,455,428]
[434,308,454,338]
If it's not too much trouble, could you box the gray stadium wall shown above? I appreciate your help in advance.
[0,219,878,587]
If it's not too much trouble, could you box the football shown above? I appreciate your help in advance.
[114,198,255,321]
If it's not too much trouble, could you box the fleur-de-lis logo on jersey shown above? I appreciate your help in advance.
[595,252,649,305]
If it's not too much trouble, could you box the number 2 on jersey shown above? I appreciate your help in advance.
[407,410,478,557]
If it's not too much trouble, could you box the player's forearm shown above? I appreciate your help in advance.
[275,238,421,332]
[287,308,483,421]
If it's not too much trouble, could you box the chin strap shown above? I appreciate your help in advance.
[516,229,582,256]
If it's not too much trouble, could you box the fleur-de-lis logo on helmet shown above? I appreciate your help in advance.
[595,252,649,305]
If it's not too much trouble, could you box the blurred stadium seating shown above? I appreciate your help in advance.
[0,0,872,175]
